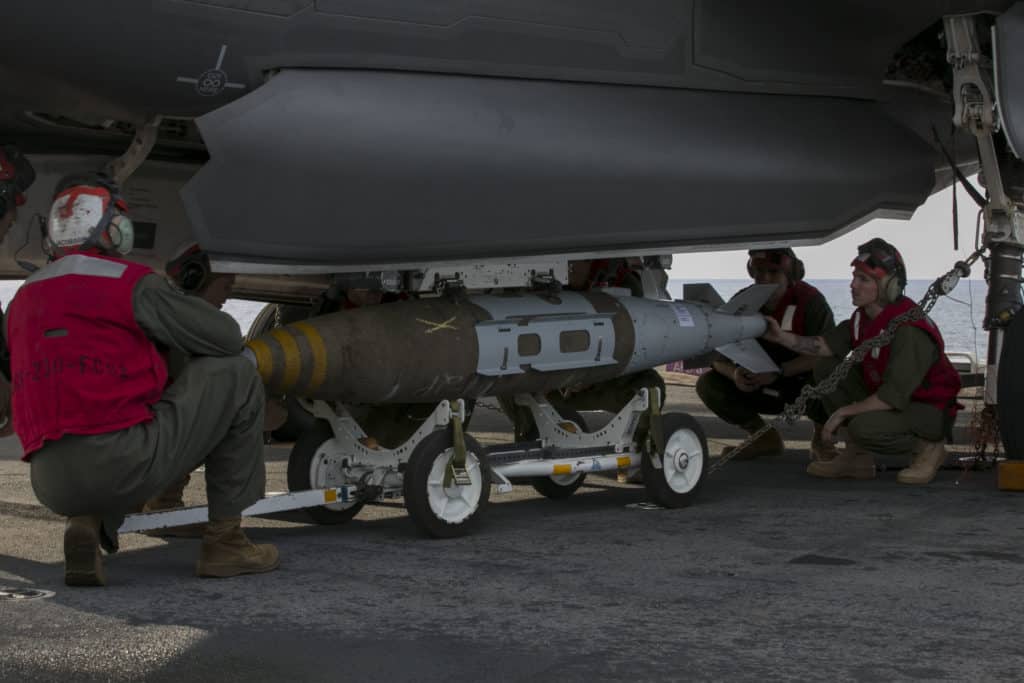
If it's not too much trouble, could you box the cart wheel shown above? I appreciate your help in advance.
[287,420,365,524]
[403,429,491,538]
[999,313,1023,459]
[642,413,707,508]
[528,410,588,499]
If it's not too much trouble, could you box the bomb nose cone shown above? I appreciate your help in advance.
[246,320,330,396]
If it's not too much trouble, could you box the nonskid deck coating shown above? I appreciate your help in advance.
[0,380,1020,682]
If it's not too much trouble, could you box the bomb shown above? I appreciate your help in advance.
[246,287,774,404]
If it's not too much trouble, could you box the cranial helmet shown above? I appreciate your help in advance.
[45,173,133,257]
[851,238,907,305]
[747,247,805,281]
[0,145,36,217]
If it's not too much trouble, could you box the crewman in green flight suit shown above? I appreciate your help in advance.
[762,238,961,484]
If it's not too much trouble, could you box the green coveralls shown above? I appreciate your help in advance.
[27,274,266,551]
[806,319,947,456]
[696,288,835,426]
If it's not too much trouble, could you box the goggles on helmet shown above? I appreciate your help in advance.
[851,248,899,281]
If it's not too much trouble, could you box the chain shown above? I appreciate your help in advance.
[472,399,507,417]
[707,250,985,475]
[956,404,1001,485]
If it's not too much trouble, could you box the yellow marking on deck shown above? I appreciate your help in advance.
[617,456,631,468]
[246,340,274,384]
[553,463,572,475]
[324,489,338,503]
[270,328,302,390]
[416,317,457,334]
[292,321,328,391]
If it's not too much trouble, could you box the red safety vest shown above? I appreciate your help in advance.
[770,281,822,334]
[6,253,168,459]
[850,296,961,418]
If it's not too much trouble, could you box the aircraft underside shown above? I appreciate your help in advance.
[0,0,1019,276]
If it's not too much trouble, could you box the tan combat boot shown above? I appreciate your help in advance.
[196,518,280,578]
[722,420,785,460]
[810,423,841,462]
[64,516,106,587]
[806,443,876,479]
[142,475,206,538]
[897,439,947,485]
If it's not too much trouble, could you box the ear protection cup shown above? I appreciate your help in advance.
[879,273,903,305]
[167,246,211,293]
[854,238,906,305]
[177,259,209,292]
[791,256,805,281]
[103,215,134,255]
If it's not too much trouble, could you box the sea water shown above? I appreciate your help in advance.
[0,278,994,358]
[670,278,991,358]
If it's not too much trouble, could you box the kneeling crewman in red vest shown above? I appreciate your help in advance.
[6,174,279,585]
[696,248,836,460]
[762,238,961,484]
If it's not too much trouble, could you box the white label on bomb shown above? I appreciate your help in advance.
[671,302,695,327]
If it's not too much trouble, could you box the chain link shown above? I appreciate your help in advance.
[956,404,1001,485]
[707,250,985,475]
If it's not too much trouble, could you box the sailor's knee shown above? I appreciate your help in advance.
[846,414,892,452]
[695,371,726,404]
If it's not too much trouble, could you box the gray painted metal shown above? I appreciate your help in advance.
[475,314,618,377]
[0,1,1015,273]
[471,292,599,320]
[2,0,1012,129]
[997,3,1024,159]
[616,296,769,374]
[183,69,937,266]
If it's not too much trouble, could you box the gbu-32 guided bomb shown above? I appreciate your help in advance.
[246,286,776,404]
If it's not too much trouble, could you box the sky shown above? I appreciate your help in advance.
[669,180,986,281]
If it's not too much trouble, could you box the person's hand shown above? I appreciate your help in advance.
[821,408,848,443]
[748,371,780,387]
[733,367,759,393]
[761,316,783,343]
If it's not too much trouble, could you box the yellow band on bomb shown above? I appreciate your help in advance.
[245,339,274,384]
[270,328,302,391]
[292,321,328,392]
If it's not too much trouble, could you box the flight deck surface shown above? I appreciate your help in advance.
[1,378,1021,681]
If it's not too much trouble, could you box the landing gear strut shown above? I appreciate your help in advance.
[946,14,1024,460]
